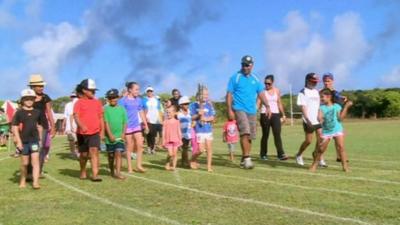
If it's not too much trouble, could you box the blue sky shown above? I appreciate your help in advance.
[0,0,399,101]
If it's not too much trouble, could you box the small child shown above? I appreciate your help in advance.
[12,89,43,189]
[223,119,239,161]
[104,89,127,180]
[162,106,182,171]
[73,79,104,182]
[190,87,215,172]
[310,88,352,172]
[177,96,192,167]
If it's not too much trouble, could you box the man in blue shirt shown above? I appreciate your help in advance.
[226,55,271,169]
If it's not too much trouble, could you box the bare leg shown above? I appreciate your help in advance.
[191,142,204,169]
[107,152,115,177]
[89,147,100,179]
[297,132,313,157]
[334,136,349,172]
[134,133,145,172]
[31,152,40,188]
[125,134,134,173]
[79,152,88,179]
[310,138,330,172]
[165,146,172,171]
[19,155,29,188]
[172,148,178,170]
[240,135,251,157]
[206,140,213,172]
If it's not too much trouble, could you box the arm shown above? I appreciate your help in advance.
[37,125,43,146]
[226,92,235,120]
[318,109,324,126]
[339,101,353,121]
[276,89,286,119]
[301,105,312,126]
[140,110,149,132]
[104,120,114,142]
[46,102,56,138]
[257,92,271,118]
[73,113,87,133]
[256,97,262,112]
[12,125,23,150]
[99,115,105,140]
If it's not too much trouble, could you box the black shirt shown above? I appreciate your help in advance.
[12,109,41,143]
[170,97,181,109]
[33,94,52,129]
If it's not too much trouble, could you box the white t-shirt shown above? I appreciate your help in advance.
[64,98,78,132]
[297,87,320,125]
[144,97,163,124]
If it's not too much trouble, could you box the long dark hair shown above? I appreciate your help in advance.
[265,74,274,82]
[320,88,334,103]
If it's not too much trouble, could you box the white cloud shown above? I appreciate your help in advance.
[22,22,87,93]
[265,11,370,92]
[380,66,400,87]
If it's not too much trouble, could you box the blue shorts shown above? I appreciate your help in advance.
[22,142,40,155]
[106,142,125,153]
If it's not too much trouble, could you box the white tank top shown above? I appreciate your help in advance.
[261,89,279,114]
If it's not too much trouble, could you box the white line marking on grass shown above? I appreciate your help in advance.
[173,170,183,185]
[0,156,10,161]
[256,167,400,185]
[123,173,372,225]
[144,162,400,202]
[46,174,184,225]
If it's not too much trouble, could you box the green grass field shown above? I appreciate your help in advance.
[0,120,399,225]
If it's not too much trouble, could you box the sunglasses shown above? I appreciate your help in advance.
[241,63,251,68]
[265,83,272,85]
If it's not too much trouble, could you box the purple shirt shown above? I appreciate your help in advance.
[118,96,143,133]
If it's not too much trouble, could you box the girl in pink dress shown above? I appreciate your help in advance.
[162,106,182,171]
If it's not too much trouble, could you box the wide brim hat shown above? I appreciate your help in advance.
[28,74,46,86]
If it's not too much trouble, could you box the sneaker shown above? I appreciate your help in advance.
[278,155,289,161]
[240,159,245,168]
[131,152,137,160]
[296,155,304,166]
[145,148,152,155]
[319,159,328,168]
[260,156,268,161]
[243,158,254,169]
[151,148,156,155]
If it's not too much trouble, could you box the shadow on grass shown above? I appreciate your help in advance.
[254,156,309,170]
[55,152,79,161]
[58,168,111,179]
[8,170,20,184]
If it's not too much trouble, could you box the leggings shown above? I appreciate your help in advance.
[259,113,286,158]
[146,123,162,150]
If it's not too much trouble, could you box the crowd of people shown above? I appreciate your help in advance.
[3,55,353,189]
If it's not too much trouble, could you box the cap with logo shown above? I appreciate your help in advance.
[145,86,154,92]
[105,89,119,99]
[305,73,319,83]
[322,72,334,81]
[80,78,98,90]
[241,55,254,65]
[21,89,36,98]
[28,74,46,86]
[178,96,191,105]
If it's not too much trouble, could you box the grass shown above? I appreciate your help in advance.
[0,119,399,225]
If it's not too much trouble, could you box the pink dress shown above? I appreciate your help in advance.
[223,120,239,144]
[163,118,182,148]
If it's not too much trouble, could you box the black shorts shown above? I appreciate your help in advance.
[77,133,101,153]
[303,122,322,133]
[182,138,190,149]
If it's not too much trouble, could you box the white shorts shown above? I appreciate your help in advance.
[196,133,213,144]
[321,131,344,141]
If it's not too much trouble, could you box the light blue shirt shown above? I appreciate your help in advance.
[227,71,264,115]
[177,111,192,140]
[320,103,343,135]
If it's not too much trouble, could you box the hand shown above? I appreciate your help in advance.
[50,128,56,138]
[267,111,272,119]
[228,110,235,121]
[109,135,116,143]
[80,125,88,133]
[306,119,313,128]
[121,134,126,142]
[345,100,353,107]
[281,116,287,124]
[100,133,105,141]
[17,142,23,150]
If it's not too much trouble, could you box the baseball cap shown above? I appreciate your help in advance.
[79,78,98,90]
[70,92,77,97]
[145,86,154,92]
[178,96,190,105]
[305,73,319,83]
[105,89,119,99]
[323,72,334,81]
[21,89,36,98]
[241,55,254,65]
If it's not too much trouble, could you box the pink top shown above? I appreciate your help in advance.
[261,89,279,114]
[223,120,239,144]
[163,118,182,146]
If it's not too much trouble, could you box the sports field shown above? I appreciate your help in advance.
[0,120,399,225]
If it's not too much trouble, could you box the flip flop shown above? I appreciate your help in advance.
[91,177,102,182]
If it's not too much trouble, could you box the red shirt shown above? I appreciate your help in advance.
[223,120,239,144]
[73,98,103,135]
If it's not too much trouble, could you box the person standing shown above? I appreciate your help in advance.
[226,55,271,169]
[63,92,79,158]
[28,74,55,173]
[0,108,9,149]
[257,75,288,161]
[143,86,163,154]
[170,89,181,109]
[295,73,323,166]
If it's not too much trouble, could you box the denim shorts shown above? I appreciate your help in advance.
[106,142,125,153]
[22,142,40,155]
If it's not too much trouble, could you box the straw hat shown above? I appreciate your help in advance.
[28,74,46,86]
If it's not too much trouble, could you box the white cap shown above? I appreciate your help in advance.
[21,89,36,98]
[145,86,154,92]
[178,96,190,105]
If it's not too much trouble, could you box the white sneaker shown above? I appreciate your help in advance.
[296,155,304,166]
[243,158,254,169]
[319,159,328,167]
[131,153,137,160]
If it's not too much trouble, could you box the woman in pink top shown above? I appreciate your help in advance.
[162,106,182,171]
[257,75,288,160]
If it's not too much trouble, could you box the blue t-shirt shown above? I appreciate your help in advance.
[227,71,264,115]
[190,101,215,134]
[177,111,192,140]
[320,103,343,135]
[118,96,143,130]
